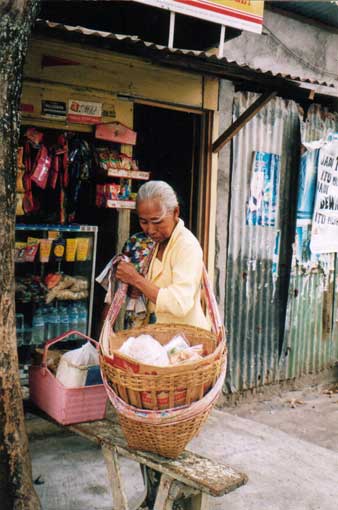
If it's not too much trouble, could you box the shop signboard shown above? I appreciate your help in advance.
[310,141,338,254]
[67,100,102,124]
[42,100,67,118]
[134,0,264,33]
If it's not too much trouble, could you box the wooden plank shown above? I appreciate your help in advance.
[212,90,277,153]
[24,37,204,108]
[21,81,133,128]
[202,76,219,111]
[68,419,248,497]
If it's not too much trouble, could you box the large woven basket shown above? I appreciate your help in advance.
[100,323,226,410]
[118,406,212,458]
[103,361,226,458]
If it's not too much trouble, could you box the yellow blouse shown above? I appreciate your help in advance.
[147,219,210,330]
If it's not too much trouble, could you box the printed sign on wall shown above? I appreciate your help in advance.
[67,100,102,124]
[246,151,280,227]
[310,142,338,253]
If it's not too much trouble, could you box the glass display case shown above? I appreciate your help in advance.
[15,224,98,380]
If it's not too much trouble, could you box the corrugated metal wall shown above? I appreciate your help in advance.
[280,105,338,380]
[224,92,301,393]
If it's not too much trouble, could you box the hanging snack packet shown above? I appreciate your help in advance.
[76,237,90,261]
[52,237,66,262]
[31,146,52,189]
[39,239,52,263]
[24,243,39,263]
[66,238,77,262]
[48,231,59,240]
[15,242,27,263]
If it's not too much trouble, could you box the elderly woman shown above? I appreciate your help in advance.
[115,180,209,330]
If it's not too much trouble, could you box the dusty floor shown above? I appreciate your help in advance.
[227,383,338,453]
[27,383,338,510]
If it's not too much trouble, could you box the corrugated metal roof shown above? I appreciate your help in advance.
[34,19,335,88]
[274,1,338,29]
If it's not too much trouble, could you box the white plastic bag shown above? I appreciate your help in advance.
[56,342,99,388]
[164,334,190,356]
[119,334,169,366]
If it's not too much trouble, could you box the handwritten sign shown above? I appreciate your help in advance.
[310,143,338,253]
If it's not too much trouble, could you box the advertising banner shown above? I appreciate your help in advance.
[67,100,102,124]
[310,142,338,253]
[246,151,280,227]
[135,0,264,34]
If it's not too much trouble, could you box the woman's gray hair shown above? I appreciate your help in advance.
[137,180,179,213]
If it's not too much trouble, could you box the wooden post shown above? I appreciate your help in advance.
[101,446,129,510]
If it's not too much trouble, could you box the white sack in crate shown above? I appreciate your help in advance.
[56,342,99,388]
[119,334,169,366]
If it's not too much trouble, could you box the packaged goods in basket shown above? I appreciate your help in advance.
[117,332,203,367]
[118,334,169,367]
[56,341,100,388]
[29,331,107,425]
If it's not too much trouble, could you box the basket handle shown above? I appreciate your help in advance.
[42,330,99,367]
[202,265,225,343]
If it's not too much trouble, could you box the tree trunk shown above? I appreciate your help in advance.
[0,1,41,508]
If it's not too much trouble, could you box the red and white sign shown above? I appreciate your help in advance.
[134,0,264,34]
[67,100,102,124]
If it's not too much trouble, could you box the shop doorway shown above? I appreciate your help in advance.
[132,103,203,238]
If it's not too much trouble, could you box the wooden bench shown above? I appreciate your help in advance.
[67,417,248,510]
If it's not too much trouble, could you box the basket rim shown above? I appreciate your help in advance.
[100,348,226,379]
[111,322,217,340]
[104,325,225,371]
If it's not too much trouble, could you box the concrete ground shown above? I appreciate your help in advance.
[27,383,338,510]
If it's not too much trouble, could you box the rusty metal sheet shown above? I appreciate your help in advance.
[223,91,301,393]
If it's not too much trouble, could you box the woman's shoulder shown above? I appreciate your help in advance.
[172,222,203,255]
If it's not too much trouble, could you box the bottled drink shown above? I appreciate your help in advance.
[47,307,61,340]
[78,302,88,335]
[42,305,51,340]
[59,305,70,337]
[32,308,45,345]
[68,303,79,339]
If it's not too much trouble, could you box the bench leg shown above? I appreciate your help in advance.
[187,493,210,510]
[153,474,176,510]
[102,445,129,510]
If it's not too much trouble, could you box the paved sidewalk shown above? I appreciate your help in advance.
[29,392,338,510]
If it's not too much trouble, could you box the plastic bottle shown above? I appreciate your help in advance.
[42,305,51,340]
[59,305,70,337]
[78,302,88,335]
[32,308,45,345]
[47,307,61,340]
[68,303,79,340]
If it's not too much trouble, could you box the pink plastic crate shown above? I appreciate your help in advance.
[29,330,107,425]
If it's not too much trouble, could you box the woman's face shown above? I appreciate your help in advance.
[137,198,179,243]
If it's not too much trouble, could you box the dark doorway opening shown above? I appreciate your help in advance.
[132,103,202,237]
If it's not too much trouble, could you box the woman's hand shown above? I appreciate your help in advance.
[116,261,139,286]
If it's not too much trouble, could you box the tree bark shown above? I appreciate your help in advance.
[0,1,41,508]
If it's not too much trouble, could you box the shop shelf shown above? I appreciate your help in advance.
[107,168,150,180]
